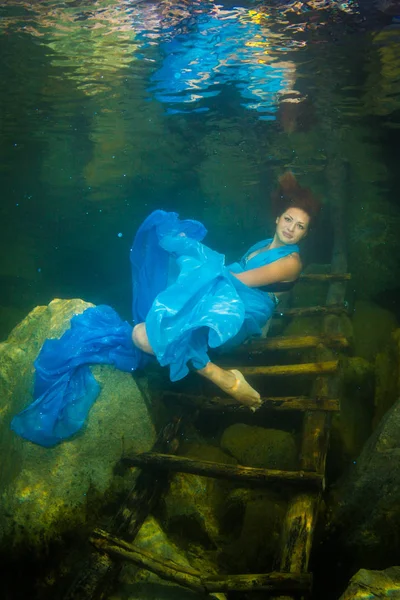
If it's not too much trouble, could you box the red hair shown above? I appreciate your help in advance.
[271,172,321,223]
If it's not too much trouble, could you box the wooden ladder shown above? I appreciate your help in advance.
[75,270,349,600]
[65,193,350,600]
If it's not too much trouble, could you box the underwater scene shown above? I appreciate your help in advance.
[1,0,400,598]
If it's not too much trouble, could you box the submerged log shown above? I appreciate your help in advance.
[63,553,116,600]
[163,392,340,412]
[230,360,339,377]
[279,408,331,577]
[123,453,323,489]
[91,529,312,594]
[91,529,205,593]
[280,493,319,574]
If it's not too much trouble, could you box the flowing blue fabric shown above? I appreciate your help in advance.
[10,306,140,447]
[11,210,298,447]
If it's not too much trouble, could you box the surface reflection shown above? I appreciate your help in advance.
[0,0,307,117]
[148,4,300,117]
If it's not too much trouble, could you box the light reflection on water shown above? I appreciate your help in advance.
[1,0,399,121]
[0,0,306,115]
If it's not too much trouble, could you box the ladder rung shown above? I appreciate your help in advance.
[226,360,339,377]
[163,392,340,412]
[124,453,324,489]
[299,273,351,282]
[203,571,312,593]
[276,305,347,318]
[91,528,313,594]
[236,334,349,353]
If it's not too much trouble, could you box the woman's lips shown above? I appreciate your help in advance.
[283,231,293,239]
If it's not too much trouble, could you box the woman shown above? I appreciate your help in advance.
[11,172,320,446]
[131,171,321,411]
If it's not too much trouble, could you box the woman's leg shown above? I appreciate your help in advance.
[196,362,261,411]
[132,323,155,355]
[132,323,262,411]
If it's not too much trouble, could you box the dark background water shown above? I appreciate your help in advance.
[1,0,400,338]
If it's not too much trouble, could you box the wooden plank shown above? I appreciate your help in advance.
[62,553,116,600]
[122,453,324,489]
[299,273,351,282]
[91,529,312,594]
[276,305,347,318]
[239,334,349,352]
[163,392,340,412]
[63,415,189,600]
[277,493,319,574]
[230,361,339,377]
[277,156,349,599]
[91,529,205,594]
[203,572,312,593]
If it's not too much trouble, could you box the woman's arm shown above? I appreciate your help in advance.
[231,255,301,288]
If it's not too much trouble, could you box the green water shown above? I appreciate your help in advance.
[2,3,400,599]
[1,0,400,334]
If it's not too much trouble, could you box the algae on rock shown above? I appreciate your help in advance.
[110,515,224,600]
[159,443,237,550]
[0,298,156,554]
[220,423,297,471]
[220,487,287,573]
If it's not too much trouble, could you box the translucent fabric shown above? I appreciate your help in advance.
[11,210,298,447]
[10,305,139,447]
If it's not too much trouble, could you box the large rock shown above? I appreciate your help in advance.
[159,443,237,549]
[328,396,400,567]
[0,298,156,553]
[220,488,286,573]
[339,566,400,600]
[112,516,224,600]
[220,423,297,470]
[374,329,400,427]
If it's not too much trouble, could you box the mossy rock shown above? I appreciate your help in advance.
[159,443,237,549]
[283,316,322,337]
[220,424,297,470]
[112,516,218,600]
[328,398,400,567]
[0,298,156,554]
[339,567,400,600]
[219,488,287,573]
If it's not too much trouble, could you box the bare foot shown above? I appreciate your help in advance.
[198,362,262,411]
[227,369,262,412]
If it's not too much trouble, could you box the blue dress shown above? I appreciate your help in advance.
[11,210,298,447]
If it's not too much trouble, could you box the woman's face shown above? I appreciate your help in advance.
[275,207,310,245]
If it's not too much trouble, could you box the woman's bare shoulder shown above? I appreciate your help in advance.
[280,252,302,279]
